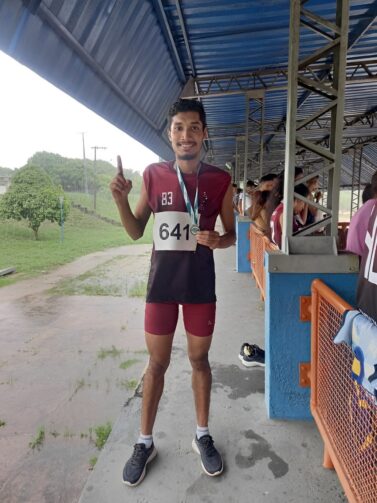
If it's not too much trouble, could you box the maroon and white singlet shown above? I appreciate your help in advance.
[143,161,230,304]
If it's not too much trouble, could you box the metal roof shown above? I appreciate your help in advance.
[0,0,376,185]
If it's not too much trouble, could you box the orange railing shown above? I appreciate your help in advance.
[249,225,278,300]
[311,279,377,503]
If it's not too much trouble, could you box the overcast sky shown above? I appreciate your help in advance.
[0,50,159,173]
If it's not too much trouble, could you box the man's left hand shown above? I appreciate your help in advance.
[196,230,220,250]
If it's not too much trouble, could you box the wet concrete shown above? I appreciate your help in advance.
[78,246,347,503]
[0,244,152,503]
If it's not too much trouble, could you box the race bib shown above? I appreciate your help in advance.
[153,211,198,251]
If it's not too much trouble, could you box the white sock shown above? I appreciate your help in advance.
[138,433,153,449]
[196,425,209,439]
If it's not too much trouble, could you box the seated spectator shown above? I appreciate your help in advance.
[346,174,377,257]
[232,183,239,213]
[270,183,310,249]
[238,180,256,215]
[257,173,278,192]
[265,171,285,239]
[248,190,270,234]
[299,176,322,226]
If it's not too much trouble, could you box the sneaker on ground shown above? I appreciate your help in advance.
[238,342,265,367]
[192,435,223,476]
[122,442,157,487]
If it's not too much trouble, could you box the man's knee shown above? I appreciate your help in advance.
[146,357,170,378]
[189,353,210,372]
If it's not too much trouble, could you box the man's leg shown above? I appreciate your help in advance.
[123,303,177,487]
[141,332,174,435]
[184,303,223,477]
[186,332,213,427]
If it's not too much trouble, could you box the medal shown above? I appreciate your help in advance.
[190,224,200,235]
[175,162,201,234]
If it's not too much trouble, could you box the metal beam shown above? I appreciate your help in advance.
[282,0,300,253]
[347,1,377,49]
[37,3,162,135]
[282,0,349,251]
[175,0,196,77]
[263,4,377,151]
[150,0,186,82]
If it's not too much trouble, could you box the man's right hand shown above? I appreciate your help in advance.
[110,173,133,204]
[110,155,133,205]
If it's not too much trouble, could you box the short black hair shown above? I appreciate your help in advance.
[371,171,377,197]
[232,183,238,188]
[260,173,278,182]
[168,99,207,129]
[295,167,304,179]
[362,183,373,204]
[294,183,310,198]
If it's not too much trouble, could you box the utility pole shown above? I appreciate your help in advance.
[79,132,88,194]
[91,145,107,210]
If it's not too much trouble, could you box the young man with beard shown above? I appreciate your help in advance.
[110,99,235,486]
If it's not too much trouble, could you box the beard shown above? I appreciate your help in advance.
[177,153,197,161]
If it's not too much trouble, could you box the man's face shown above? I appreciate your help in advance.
[168,111,207,161]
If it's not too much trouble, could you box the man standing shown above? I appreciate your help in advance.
[110,99,235,486]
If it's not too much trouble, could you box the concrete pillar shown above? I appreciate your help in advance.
[264,252,359,419]
[236,215,251,273]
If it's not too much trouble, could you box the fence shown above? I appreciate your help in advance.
[311,279,377,503]
[249,224,278,300]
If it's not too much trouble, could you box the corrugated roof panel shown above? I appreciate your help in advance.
[0,0,179,160]
[0,0,376,180]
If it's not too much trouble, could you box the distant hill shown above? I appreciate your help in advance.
[0,167,14,177]
[26,151,142,193]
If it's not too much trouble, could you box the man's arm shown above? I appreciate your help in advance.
[196,183,236,250]
[110,174,151,240]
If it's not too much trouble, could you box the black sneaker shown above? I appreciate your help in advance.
[192,435,223,476]
[239,343,265,367]
[122,442,157,487]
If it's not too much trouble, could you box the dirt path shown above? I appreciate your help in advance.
[0,244,152,503]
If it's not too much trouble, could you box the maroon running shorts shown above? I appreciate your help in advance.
[144,302,216,337]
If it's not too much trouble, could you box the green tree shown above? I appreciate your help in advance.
[0,165,70,239]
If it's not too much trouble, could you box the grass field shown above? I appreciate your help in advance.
[0,193,153,287]
[67,191,137,221]
[0,189,355,288]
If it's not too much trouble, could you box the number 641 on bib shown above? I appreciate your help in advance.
[153,211,198,251]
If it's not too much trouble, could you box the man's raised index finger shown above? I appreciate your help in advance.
[117,155,124,176]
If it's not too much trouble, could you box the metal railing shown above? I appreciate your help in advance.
[311,279,377,503]
[249,224,278,300]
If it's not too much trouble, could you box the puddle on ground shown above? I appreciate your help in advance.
[48,255,150,297]
[235,429,289,479]
[212,363,264,399]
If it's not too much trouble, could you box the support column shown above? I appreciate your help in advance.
[282,0,350,253]
[265,0,352,419]
[350,147,363,217]
[265,252,358,419]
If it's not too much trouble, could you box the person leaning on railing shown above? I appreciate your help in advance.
[270,183,310,249]
[248,190,270,234]
[247,173,278,234]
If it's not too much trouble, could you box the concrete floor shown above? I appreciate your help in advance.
[79,246,347,503]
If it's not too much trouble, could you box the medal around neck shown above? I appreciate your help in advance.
[190,224,200,235]
[175,163,201,234]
